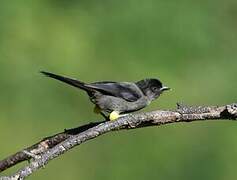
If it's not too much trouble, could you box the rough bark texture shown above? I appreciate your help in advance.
[0,103,237,180]
[0,121,104,173]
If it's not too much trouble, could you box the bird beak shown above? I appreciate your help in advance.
[160,86,171,91]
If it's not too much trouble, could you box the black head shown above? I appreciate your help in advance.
[136,78,170,101]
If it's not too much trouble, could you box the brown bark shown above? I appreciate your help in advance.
[0,103,236,180]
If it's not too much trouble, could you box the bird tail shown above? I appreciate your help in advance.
[41,71,90,91]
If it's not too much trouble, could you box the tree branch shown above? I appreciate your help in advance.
[0,121,105,173]
[0,103,237,180]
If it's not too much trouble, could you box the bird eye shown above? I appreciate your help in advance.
[152,86,158,92]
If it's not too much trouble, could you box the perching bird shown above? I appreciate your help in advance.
[41,71,170,121]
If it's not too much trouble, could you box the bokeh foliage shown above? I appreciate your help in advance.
[0,0,237,179]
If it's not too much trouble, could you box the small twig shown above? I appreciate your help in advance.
[0,103,236,180]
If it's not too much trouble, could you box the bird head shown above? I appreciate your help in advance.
[136,78,170,101]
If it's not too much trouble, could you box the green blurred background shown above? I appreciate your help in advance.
[0,0,237,179]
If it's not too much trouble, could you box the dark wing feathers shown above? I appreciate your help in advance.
[86,82,142,102]
[41,71,142,102]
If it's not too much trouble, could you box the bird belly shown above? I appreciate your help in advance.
[94,95,148,114]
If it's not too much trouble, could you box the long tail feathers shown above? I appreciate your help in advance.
[40,71,90,91]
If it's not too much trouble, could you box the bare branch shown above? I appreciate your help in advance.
[0,121,104,173]
[0,103,237,180]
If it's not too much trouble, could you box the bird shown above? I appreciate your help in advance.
[41,71,170,121]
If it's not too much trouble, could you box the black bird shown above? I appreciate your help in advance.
[41,71,170,120]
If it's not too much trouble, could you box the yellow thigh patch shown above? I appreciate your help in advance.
[109,111,120,121]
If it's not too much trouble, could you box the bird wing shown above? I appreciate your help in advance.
[41,71,142,102]
[86,82,143,102]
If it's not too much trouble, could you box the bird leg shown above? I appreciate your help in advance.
[100,112,110,121]
[94,105,110,121]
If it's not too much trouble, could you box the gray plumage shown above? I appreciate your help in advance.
[41,71,170,118]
